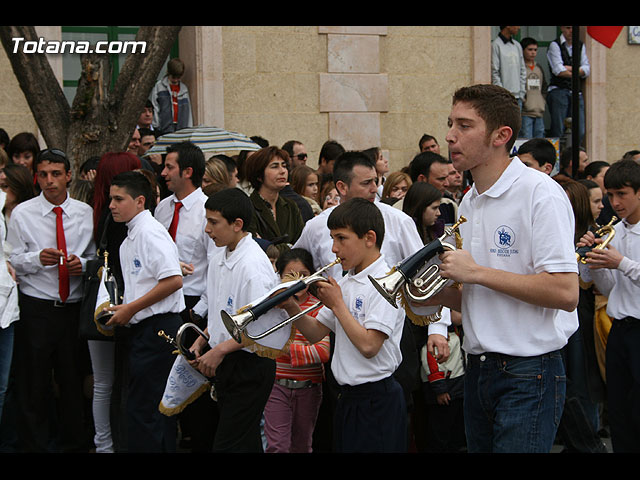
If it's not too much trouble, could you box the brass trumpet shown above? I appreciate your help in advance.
[221,258,342,343]
[576,216,617,264]
[159,322,210,361]
[369,216,467,308]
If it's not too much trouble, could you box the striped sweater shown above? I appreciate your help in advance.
[275,295,330,383]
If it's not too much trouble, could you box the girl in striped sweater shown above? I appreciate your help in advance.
[264,248,330,453]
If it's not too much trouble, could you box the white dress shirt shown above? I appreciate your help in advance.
[7,192,95,303]
[547,33,590,91]
[154,187,213,297]
[119,209,185,324]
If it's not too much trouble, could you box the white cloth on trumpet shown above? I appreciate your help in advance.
[206,232,288,351]
[93,264,115,336]
[159,354,210,416]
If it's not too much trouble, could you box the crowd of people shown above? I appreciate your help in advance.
[0,70,638,455]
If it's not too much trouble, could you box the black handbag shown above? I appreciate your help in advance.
[79,214,113,341]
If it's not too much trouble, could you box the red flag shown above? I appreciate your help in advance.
[587,26,623,48]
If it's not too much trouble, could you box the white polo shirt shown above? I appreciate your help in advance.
[459,157,578,356]
[316,255,405,386]
[293,199,450,336]
[154,188,213,297]
[206,233,282,349]
[7,192,95,303]
[120,209,185,324]
[587,218,640,320]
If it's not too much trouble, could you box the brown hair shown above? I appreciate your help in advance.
[244,146,290,190]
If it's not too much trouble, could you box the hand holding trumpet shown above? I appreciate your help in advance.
[576,230,623,270]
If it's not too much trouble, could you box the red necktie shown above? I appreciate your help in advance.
[53,206,69,302]
[168,201,183,241]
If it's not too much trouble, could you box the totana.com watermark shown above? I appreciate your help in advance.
[11,37,147,54]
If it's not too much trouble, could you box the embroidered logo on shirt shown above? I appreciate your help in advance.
[131,257,142,275]
[490,225,519,257]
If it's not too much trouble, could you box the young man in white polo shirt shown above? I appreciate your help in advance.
[578,159,640,452]
[105,170,185,453]
[189,187,287,452]
[431,84,579,453]
[154,141,216,451]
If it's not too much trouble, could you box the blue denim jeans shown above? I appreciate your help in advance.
[546,88,585,140]
[464,350,566,453]
[520,115,546,139]
[0,324,14,419]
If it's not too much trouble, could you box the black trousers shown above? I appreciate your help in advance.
[14,293,86,452]
[606,318,640,452]
[212,350,275,453]
[126,312,182,453]
[334,375,408,453]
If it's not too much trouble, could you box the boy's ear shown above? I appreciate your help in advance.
[491,125,513,149]
[364,229,377,247]
[232,217,244,232]
[134,194,146,209]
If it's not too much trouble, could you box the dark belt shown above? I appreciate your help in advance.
[275,378,314,389]
[20,293,79,308]
[616,316,640,324]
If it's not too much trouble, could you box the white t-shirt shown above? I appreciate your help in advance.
[315,255,405,386]
[120,209,185,324]
[458,157,578,356]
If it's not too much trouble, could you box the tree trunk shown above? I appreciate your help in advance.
[0,25,182,173]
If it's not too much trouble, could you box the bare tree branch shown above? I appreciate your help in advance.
[0,26,70,149]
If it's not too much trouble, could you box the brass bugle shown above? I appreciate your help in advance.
[159,322,209,361]
[576,216,617,264]
[368,216,467,307]
[221,257,341,343]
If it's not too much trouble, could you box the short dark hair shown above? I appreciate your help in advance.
[559,146,586,170]
[327,197,385,249]
[138,127,155,139]
[584,160,610,179]
[520,37,538,50]
[518,138,557,169]
[275,247,315,277]
[111,170,154,208]
[319,140,345,167]
[34,148,71,172]
[452,84,521,153]
[332,150,376,188]
[408,151,449,182]
[281,140,303,157]
[418,134,438,150]
[604,159,640,192]
[205,187,254,230]
[166,141,205,187]
[167,57,185,77]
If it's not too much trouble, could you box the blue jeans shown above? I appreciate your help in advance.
[464,351,566,453]
[520,115,546,139]
[546,88,585,140]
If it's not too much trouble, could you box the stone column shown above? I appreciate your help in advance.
[318,26,388,151]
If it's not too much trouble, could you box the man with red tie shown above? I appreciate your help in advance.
[7,148,95,452]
